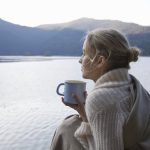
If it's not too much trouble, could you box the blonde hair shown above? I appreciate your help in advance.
[85,29,141,70]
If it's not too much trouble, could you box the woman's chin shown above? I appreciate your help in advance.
[82,73,90,79]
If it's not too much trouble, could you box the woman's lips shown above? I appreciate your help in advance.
[81,66,84,71]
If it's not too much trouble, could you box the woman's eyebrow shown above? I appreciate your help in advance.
[82,48,85,52]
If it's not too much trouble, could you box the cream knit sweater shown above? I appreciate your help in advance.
[74,68,135,150]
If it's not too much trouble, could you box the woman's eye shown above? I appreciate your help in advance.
[81,52,84,57]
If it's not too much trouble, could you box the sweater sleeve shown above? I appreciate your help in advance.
[91,110,124,150]
[75,109,125,150]
[74,122,95,150]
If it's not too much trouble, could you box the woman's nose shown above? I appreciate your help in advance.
[79,57,82,64]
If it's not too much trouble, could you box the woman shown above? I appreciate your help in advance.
[50,29,150,150]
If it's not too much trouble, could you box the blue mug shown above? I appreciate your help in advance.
[56,80,86,104]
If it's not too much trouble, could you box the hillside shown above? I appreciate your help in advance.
[0,18,150,56]
[38,17,150,34]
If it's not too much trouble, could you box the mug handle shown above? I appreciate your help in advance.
[56,83,64,96]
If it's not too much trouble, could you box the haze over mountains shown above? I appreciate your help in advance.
[0,18,150,56]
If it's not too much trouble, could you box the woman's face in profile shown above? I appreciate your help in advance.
[79,40,97,80]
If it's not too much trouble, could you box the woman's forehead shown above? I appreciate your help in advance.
[83,39,89,50]
[82,44,87,53]
[83,40,87,49]
[83,42,93,56]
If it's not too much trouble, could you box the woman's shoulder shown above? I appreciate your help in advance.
[86,85,131,113]
[86,88,114,113]
[87,87,117,104]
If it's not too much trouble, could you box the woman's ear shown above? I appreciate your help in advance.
[97,56,106,68]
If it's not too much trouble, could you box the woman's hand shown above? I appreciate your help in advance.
[62,91,88,122]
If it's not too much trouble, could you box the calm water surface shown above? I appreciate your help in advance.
[0,57,149,150]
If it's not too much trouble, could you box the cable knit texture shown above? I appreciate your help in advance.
[74,68,134,150]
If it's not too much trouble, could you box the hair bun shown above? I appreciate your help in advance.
[128,47,141,62]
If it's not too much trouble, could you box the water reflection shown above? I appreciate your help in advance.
[0,57,149,150]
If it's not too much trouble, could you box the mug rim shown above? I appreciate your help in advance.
[65,80,86,84]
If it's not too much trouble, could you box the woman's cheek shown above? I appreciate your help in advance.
[82,57,90,67]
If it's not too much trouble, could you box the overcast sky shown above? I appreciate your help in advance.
[0,0,150,27]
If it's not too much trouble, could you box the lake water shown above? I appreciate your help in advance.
[0,57,150,150]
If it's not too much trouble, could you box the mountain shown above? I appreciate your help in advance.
[0,18,150,56]
[38,17,150,34]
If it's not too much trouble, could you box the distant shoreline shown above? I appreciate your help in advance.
[0,56,149,63]
[0,56,80,63]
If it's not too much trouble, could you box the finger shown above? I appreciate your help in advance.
[61,97,78,108]
[72,94,87,120]
[61,97,71,106]
[72,94,83,107]
[84,91,88,99]
[61,97,67,106]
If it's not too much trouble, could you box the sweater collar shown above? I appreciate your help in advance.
[95,68,131,88]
